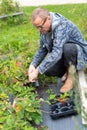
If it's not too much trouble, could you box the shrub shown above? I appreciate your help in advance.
[0,0,19,15]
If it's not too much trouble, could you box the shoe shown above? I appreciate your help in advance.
[60,65,76,93]
[60,76,73,93]
[61,73,67,82]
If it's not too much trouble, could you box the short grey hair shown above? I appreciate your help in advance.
[31,7,50,21]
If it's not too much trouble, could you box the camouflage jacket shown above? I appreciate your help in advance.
[31,12,87,74]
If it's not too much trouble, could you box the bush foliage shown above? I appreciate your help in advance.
[0,0,19,15]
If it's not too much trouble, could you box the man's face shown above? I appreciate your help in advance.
[32,16,51,34]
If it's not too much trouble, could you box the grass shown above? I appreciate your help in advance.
[0,4,87,55]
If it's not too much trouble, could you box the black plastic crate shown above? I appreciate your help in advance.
[49,93,77,119]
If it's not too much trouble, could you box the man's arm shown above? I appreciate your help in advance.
[28,37,48,82]
[31,38,48,67]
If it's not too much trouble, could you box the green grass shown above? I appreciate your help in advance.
[0,4,87,56]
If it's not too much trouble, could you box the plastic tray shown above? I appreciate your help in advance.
[49,93,77,119]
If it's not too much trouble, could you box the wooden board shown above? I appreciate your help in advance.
[78,70,87,125]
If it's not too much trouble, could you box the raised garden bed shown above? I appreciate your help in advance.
[0,11,24,19]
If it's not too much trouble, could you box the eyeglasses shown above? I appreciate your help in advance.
[35,18,47,29]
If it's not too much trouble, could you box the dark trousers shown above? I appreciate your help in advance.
[44,43,77,77]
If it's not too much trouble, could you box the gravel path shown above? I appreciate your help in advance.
[16,0,87,6]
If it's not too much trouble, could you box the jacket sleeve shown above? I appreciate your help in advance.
[31,38,48,68]
[38,23,69,74]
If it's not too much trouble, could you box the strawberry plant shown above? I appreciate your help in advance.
[57,92,70,104]
[0,91,42,129]
[46,89,57,104]
[0,57,43,129]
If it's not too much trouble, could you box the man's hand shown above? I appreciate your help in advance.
[29,68,39,82]
[28,64,36,75]
[28,65,39,82]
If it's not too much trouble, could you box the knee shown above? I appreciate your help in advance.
[63,44,71,56]
[63,43,77,57]
[44,70,51,76]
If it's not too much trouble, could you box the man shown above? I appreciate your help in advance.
[28,7,87,93]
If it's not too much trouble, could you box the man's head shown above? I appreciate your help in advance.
[31,8,51,34]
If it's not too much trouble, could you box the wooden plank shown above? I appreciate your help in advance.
[0,12,24,19]
[78,70,87,125]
